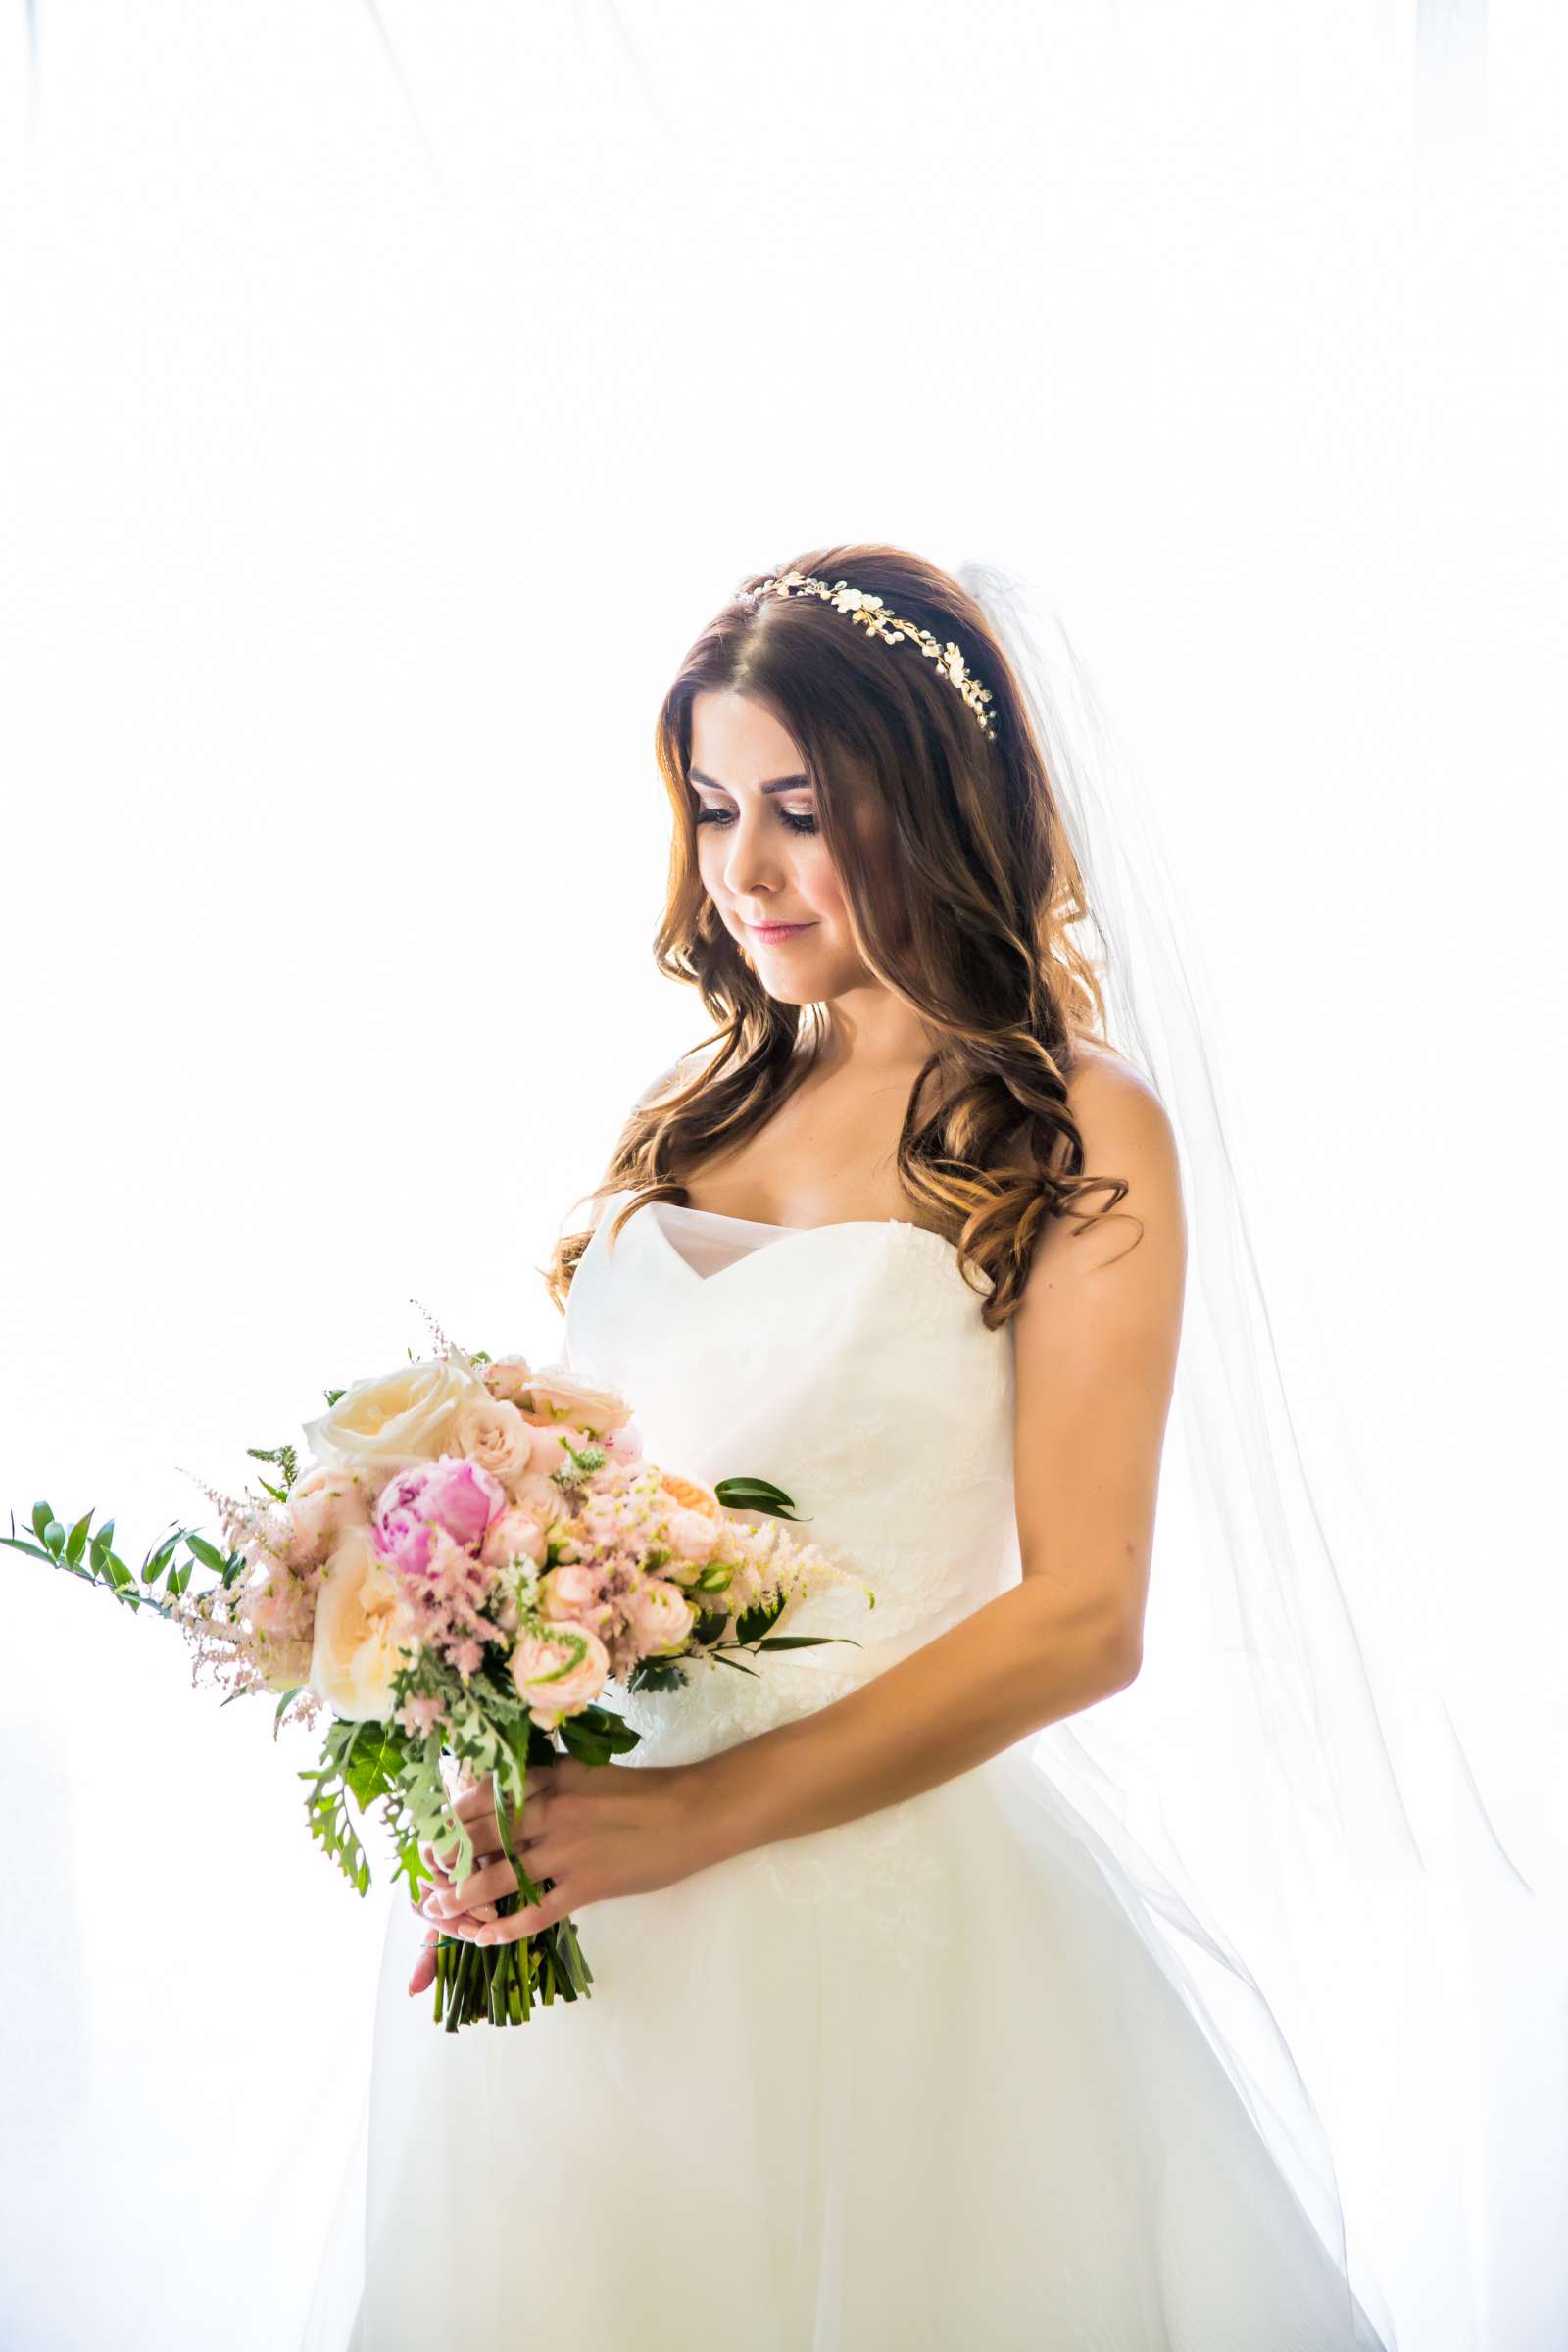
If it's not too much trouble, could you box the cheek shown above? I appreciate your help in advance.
[792,840,848,918]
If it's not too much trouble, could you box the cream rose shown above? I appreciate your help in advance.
[302,1357,478,1471]
[453,1384,535,1486]
[505,1466,573,1525]
[309,1526,417,1720]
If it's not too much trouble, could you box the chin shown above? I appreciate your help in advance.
[745,944,850,1004]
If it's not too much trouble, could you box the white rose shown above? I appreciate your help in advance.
[309,1525,416,1721]
[302,1356,479,1471]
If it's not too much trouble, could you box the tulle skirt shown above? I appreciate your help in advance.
[300,1729,1390,2352]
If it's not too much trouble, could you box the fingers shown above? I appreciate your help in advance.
[425,1855,518,1917]
[435,1793,548,1875]
[454,1764,552,1826]
[443,1812,501,1862]
[408,1926,437,1997]
[468,1891,565,1943]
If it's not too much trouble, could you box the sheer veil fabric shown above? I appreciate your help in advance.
[958,561,1566,2348]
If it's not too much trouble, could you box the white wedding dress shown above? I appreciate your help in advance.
[302,1185,1392,2351]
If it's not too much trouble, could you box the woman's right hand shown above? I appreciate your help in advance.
[406,1838,500,1997]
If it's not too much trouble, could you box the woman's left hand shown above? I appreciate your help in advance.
[415,1755,714,1950]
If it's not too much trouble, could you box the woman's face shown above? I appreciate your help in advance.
[687,688,871,1004]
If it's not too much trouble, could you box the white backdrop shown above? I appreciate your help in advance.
[1,6,1563,2348]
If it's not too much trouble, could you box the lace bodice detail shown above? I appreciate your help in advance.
[563,1187,1021,1774]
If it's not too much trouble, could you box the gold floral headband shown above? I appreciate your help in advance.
[740,568,999,743]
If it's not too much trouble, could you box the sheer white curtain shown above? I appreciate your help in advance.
[1,7,1563,2348]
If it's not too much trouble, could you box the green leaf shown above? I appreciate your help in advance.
[141,1535,179,1585]
[747,1637,859,1655]
[184,1534,227,1573]
[30,1500,55,1543]
[623,1656,687,1693]
[63,1509,94,1566]
[0,1534,55,1564]
[91,1517,117,1565]
[42,1520,66,1553]
[733,1592,787,1645]
[341,1722,407,1809]
[558,1711,641,1765]
[712,1473,805,1521]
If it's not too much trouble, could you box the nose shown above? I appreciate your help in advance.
[720,804,787,906]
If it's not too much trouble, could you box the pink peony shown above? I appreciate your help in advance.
[372,1454,508,1578]
[603,1422,644,1468]
[510,1622,611,1730]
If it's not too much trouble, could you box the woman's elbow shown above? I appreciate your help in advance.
[1097,1606,1144,1693]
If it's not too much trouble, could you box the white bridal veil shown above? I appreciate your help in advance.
[957,559,1566,2351]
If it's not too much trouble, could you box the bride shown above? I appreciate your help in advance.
[305,546,1394,2348]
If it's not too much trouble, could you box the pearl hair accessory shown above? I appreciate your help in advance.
[740,568,999,742]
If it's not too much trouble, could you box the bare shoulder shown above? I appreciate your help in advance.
[1064,1035,1178,1168]
[1020,1034,1186,1298]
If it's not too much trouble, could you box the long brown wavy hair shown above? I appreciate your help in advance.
[544,541,1139,1332]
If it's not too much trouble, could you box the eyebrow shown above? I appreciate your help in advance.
[688,768,811,795]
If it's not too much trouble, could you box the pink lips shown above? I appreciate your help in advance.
[747,919,814,943]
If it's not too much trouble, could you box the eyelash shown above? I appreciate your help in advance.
[693,807,819,836]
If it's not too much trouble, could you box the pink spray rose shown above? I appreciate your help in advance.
[527,1422,592,1477]
[479,1505,549,1572]
[372,1455,509,1578]
[284,1460,377,1565]
[626,1577,696,1656]
[665,1504,722,1573]
[510,1622,611,1730]
[481,1353,534,1404]
[537,1562,606,1618]
[518,1366,633,1437]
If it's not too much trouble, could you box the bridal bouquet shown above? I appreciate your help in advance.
[6,1312,873,2032]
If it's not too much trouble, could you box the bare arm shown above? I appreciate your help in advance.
[684,1051,1188,1869]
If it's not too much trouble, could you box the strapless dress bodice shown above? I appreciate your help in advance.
[561,1186,1022,1761]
